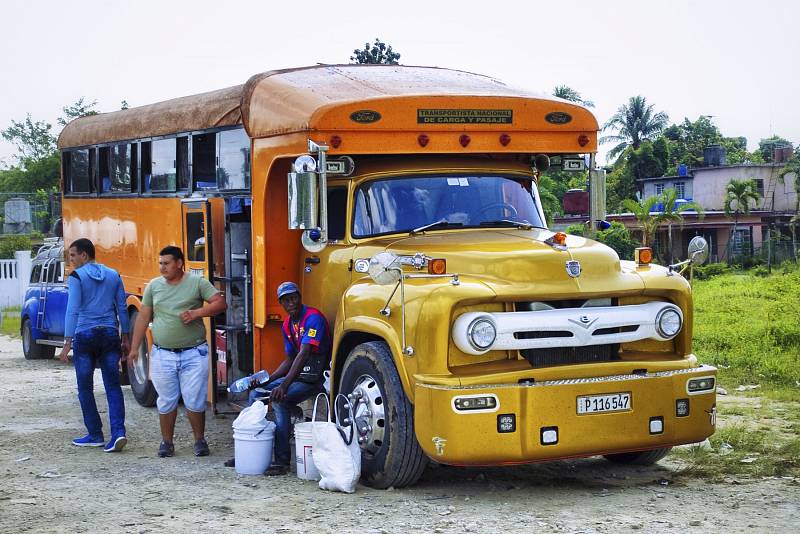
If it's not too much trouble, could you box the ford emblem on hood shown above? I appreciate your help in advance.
[566,260,581,278]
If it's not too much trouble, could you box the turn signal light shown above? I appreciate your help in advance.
[418,134,430,147]
[578,134,590,147]
[459,134,471,147]
[635,247,653,265]
[499,133,511,146]
[330,135,342,148]
[428,258,447,275]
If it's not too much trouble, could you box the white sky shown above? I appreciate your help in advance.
[1,0,798,167]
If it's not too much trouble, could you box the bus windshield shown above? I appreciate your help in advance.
[352,174,546,238]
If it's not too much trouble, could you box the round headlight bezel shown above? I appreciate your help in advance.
[655,307,682,339]
[467,317,497,351]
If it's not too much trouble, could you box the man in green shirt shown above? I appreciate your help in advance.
[128,246,226,458]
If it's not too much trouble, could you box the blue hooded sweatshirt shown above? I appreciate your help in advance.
[64,262,130,337]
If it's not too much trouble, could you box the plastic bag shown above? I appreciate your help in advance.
[311,393,361,493]
[232,400,268,431]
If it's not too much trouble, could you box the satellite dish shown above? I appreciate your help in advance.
[368,252,402,285]
[688,236,709,266]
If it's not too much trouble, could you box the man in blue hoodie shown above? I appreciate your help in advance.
[59,238,130,452]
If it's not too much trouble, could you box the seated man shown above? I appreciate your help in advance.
[248,281,330,476]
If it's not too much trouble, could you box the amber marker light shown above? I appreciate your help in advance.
[428,258,447,275]
[499,133,511,146]
[330,135,342,148]
[635,247,653,265]
[553,232,567,246]
[418,134,430,147]
[459,134,471,147]
[578,134,590,147]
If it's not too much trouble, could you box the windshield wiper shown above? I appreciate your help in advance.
[410,218,463,235]
[479,219,534,230]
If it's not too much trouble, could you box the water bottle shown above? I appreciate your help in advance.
[227,370,269,393]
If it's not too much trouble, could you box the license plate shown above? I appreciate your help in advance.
[577,392,631,414]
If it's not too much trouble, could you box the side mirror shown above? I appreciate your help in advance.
[287,170,319,230]
[688,236,709,266]
[368,252,402,285]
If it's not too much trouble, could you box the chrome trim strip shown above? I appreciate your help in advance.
[416,364,717,391]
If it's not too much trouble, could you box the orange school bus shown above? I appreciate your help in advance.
[58,65,716,488]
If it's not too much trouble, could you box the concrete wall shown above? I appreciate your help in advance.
[692,165,797,212]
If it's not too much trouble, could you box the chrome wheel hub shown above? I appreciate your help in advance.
[346,374,386,456]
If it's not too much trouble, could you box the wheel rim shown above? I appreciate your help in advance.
[132,343,148,385]
[22,323,31,353]
[347,373,387,457]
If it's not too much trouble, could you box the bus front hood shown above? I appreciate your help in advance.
[380,229,646,296]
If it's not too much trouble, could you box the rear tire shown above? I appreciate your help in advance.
[339,341,427,489]
[604,447,672,465]
[22,319,54,360]
[127,310,157,407]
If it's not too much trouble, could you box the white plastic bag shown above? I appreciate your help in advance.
[311,393,361,493]
[232,400,268,432]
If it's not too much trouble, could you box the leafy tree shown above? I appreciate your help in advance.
[552,86,594,107]
[536,174,562,224]
[58,97,98,127]
[1,115,56,161]
[0,153,60,192]
[659,187,704,262]
[120,100,129,110]
[723,179,761,258]
[758,136,792,162]
[350,39,401,65]
[622,194,667,247]
[601,96,669,161]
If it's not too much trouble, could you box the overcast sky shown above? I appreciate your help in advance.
[1,0,797,167]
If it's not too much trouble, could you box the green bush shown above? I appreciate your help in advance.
[594,222,639,261]
[0,235,32,259]
[565,223,587,237]
[694,262,730,280]
[753,266,770,277]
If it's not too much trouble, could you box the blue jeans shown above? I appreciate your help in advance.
[248,378,321,466]
[73,326,126,439]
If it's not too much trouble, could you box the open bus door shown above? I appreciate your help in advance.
[180,199,222,411]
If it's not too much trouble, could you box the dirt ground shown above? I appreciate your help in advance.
[1,334,798,534]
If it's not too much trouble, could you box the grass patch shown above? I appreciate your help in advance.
[673,397,800,480]
[692,264,800,398]
[1,308,21,338]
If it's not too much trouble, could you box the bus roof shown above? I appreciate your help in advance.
[58,65,597,149]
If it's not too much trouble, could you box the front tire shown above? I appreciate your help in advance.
[127,310,157,407]
[22,319,54,360]
[339,341,427,489]
[604,447,672,465]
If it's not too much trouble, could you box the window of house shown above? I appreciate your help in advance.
[218,128,250,190]
[67,149,91,193]
[732,227,752,255]
[110,144,132,193]
[151,138,177,192]
[655,183,665,195]
[754,179,764,197]
[192,133,217,190]
[674,181,685,199]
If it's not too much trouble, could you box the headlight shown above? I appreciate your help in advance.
[655,307,682,339]
[467,317,496,351]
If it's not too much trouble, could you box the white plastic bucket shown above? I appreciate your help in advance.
[234,423,275,475]
[294,422,320,480]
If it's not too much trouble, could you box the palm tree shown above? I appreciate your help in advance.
[659,188,704,263]
[723,179,761,259]
[601,96,669,161]
[552,86,594,108]
[622,195,666,247]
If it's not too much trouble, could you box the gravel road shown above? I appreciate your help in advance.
[1,334,798,533]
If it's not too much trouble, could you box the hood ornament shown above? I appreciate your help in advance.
[566,260,581,278]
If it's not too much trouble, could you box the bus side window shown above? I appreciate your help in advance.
[99,147,111,193]
[141,141,152,193]
[327,187,347,241]
[218,128,250,190]
[177,136,189,190]
[192,133,216,190]
[66,149,91,194]
[30,264,42,284]
[151,138,177,192]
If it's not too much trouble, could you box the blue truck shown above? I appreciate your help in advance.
[21,239,68,359]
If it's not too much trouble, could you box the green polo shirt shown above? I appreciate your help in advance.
[142,273,219,349]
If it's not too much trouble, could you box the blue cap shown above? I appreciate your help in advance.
[277,281,299,299]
